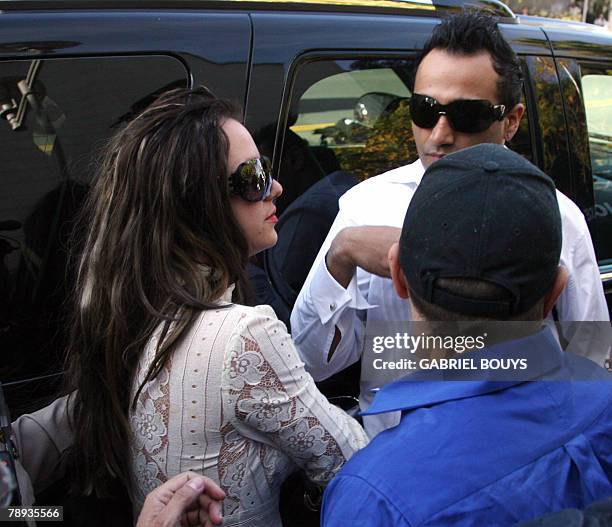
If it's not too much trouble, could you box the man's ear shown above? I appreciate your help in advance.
[503,102,525,142]
[388,242,410,299]
[543,266,569,317]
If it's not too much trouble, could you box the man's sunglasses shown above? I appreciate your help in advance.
[410,93,507,134]
[228,156,273,202]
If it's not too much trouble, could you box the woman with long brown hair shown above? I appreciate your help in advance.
[64,87,366,526]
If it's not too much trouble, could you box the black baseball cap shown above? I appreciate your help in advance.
[400,144,562,318]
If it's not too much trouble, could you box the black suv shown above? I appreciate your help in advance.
[1,0,611,445]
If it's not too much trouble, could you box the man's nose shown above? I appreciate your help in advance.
[429,114,455,146]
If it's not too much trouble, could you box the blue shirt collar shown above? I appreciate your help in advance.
[363,327,563,416]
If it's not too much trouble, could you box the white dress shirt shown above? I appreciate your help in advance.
[291,159,609,437]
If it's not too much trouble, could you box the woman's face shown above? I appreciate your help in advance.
[224,118,283,256]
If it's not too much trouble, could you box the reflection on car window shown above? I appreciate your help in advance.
[0,56,187,415]
[289,59,415,184]
[264,58,415,311]
[581,67,612,265]
[524,56,572,194]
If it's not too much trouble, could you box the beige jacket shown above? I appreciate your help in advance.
[11,395,73,506]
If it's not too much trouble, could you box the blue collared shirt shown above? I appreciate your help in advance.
[322,328,612,527]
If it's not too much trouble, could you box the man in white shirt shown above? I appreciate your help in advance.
[291,11,609,437]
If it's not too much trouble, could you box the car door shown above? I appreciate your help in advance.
[544,27,612,314]
[0,8,251,422]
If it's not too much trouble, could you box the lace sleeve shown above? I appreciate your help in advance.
[223,305,368,485]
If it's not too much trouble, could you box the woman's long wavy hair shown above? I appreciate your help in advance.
[64,87,251,496]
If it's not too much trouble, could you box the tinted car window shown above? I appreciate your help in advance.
[523,55,572,196]
[266,58,414,308]
[289,61,414,182]
[0,55,187,415]
[581,66,612,265]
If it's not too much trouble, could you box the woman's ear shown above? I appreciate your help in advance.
[543,266,569,317]
[388,242,410,299]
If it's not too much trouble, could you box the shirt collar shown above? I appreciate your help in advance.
[363,327,563,415]
[389,150,508,186]
[385,159,426,185]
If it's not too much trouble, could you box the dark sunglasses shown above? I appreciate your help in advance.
[228,156,273,202]
[410,93,507,134]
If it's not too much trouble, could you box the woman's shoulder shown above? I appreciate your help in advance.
[227,304,290,344]
[189,302,277,327]
[199,302,280,328]
[220,304,295,372]
[189,303,288,347]
[232,303,279,321]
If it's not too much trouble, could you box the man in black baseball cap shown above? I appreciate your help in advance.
[395,142,564,322]
[321,144,612,527]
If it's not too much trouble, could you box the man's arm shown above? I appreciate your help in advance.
[325,227,400,289]
[290,162,422,381]
[290,202,400,380]
[290,192,369,381]
[556,232,608,323]
[552,190,610,365]
[555,190,609,323]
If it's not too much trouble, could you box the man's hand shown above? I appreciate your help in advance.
[136,471,225,527]
[326,226,402,287]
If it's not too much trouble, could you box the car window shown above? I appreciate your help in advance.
[581,67,612,265]
[263,58,414,310]
[268,58,415,209]
[268,56,534,311]
[0,55,188,415]
[523,55,572,196]
[292,65,413,180]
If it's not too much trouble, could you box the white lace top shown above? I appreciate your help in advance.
[129,287,367,526]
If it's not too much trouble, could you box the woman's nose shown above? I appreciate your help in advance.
[269,178,283,200]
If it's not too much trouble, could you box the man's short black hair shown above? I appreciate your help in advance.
[409,11,523,109]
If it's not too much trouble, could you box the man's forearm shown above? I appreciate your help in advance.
[325,229,357,289]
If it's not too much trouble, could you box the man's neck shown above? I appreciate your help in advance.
[414,319,544,359]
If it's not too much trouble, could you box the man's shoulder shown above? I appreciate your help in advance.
[322,470,411,526]
[340,161,422,202]
[556,189,589,236]
[328,411,445,518]
[326,403,476,526]
[336,161,423,224]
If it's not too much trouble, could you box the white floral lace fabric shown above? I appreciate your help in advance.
[129,292,367,526]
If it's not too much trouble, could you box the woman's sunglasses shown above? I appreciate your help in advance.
[410,93,507,134]
[228,156,273,202]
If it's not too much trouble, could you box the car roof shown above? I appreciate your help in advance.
[0,0,516,20]
[518,14,611,33]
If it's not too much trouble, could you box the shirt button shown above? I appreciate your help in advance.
[329,302,336,311]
